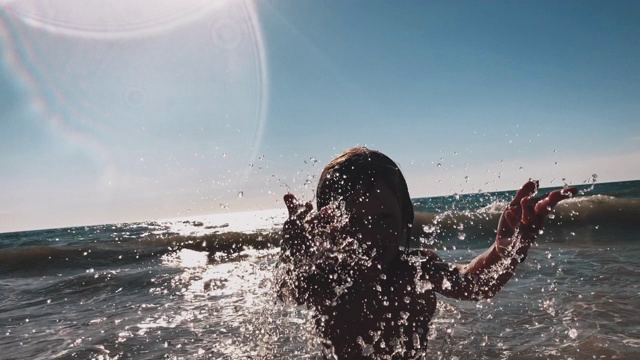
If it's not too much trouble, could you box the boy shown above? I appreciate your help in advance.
[278,147,577,359]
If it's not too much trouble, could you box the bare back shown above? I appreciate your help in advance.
[312,254,437,359]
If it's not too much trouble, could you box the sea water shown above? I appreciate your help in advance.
[1,181,639,359]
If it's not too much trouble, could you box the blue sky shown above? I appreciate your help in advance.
[1,0,639,232]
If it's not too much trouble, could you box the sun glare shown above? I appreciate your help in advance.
[7,0,233,39]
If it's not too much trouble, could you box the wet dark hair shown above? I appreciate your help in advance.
[316,147,414,249]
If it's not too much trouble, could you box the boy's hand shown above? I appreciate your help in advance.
[496,181,578,254]
[284,193,313,227]
[282,194,354,255]
[282,193,313,250]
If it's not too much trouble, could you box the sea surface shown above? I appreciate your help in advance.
[1,180,639,359]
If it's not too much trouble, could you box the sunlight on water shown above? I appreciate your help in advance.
[148,248,321,358]
[162,249,209,268]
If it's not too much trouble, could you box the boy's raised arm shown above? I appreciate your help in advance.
[422,181,578,300]
[278,193,353,307]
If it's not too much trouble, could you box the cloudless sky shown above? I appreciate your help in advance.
[1,0,639,232]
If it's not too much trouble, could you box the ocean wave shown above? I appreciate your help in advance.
[1,194,637,275]
[0,231,281,275]
[411,194,640,248]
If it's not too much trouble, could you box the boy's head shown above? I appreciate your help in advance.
[316,147,414,247]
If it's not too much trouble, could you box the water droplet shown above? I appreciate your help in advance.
[519,166,524,170]
[399,311,410,325]
[437,163,442,167]
[238,191,244,199]
[222,153,228,158]
[415,280,433,293]
[441,278,451,290]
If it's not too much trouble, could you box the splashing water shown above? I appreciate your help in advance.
[578,173,598,195]
[2,182,640,358]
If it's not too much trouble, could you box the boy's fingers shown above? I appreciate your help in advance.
[510,180,538,207]
[284,193,299,217]
[284,193,314,220]
[299,202,313,219]
[520,195,538,226]
[534,187,577,217]
[504,182,577,234]
[503,208,520,230]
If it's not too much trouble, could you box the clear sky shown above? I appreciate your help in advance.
[1,0,639,233]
